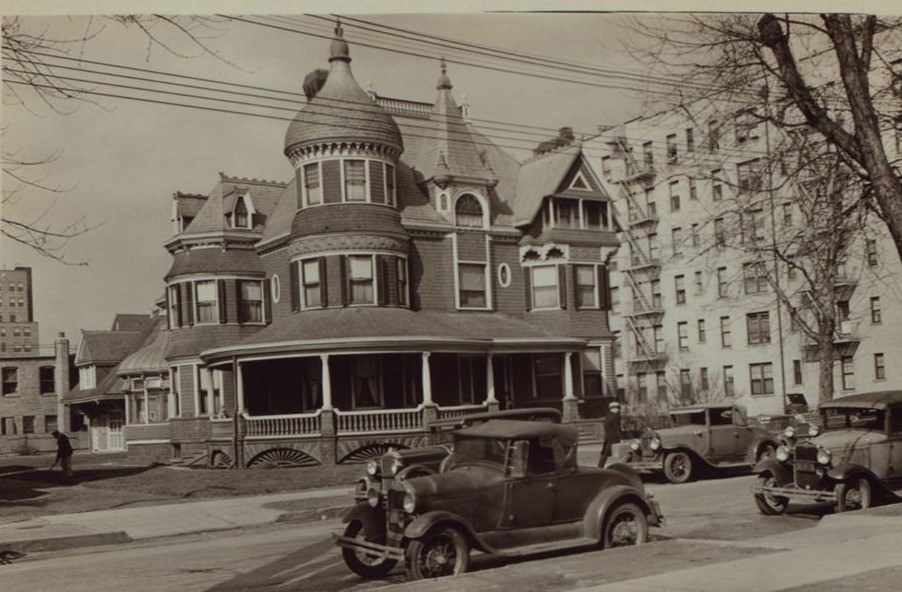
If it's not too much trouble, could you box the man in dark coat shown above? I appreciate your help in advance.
[50,430,74,478]
[598,401,623,468]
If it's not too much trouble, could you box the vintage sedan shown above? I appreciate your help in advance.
[752,390,902,514]
[617,403,779,483]
[353,407,561,503]
[336,419,662,580]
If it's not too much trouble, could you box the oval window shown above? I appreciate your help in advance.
[497,263,511,288]
[271,274,281,304]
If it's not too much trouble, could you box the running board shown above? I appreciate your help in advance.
[490,537,598,557]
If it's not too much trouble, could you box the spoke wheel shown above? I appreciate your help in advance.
[405,527,470,580]
[663,451,693,484]
[756,444,776,463]
[341,520,397,578]
[754,474,788,515]
[602,503,648,549]
[835,478,872,513]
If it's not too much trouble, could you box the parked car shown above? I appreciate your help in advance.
[353,407,561,503]
[336,419,663,580]
[752,390,902,514]
[615,403,779,484]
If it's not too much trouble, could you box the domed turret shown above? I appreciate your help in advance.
[284,23,403,158]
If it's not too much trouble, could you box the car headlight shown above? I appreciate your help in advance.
[388,457,404,476]
[402,483,417,513]
[808,425,820,437]
[816,447,832,466]
[649,437,661,451]
[783,426,796,439]
[629,439,641,451]
[776,445,790,462]
[367,488,381,508]
[366,459,379,476]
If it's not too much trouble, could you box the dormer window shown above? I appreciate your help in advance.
[455,194,485,227]
[233,197,250,228]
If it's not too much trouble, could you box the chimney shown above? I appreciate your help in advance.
[55,332,71,432]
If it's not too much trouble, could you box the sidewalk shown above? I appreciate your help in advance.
[0,485,353,553]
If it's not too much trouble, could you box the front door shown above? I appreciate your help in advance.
[108,411,125,451]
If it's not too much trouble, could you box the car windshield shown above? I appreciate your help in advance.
[822,407,885,431]
[670,411,706,426]
[453,435,509,466]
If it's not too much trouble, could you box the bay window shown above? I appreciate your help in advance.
[238,280,263,323]
[344,160,367,202]
[349,255,375,304]
[195,281,218,324]
[302,258,323,308]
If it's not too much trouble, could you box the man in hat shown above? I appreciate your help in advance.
[50,430,74,479]
[598,401,623,468]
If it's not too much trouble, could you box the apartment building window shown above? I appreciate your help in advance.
[22,416,35,434]
[637,373,648,402]
[653,324,664,354]
[680,369,692,400]
[648,233,659,261]
[700,367,709,391]
[675,275,686,305]
[866,239,878,266]
[39,366,55,394]
[575,265,598,309]
[841,356,855,390]
[2,367,17,395]
[743,262,768,294]
[782,202,793,226]
[875,353,886,380]
[677,321,689,350]
[712,170,723,201]
[1,417,15,435]
[642,141,654,167]
[667,133,678,162]
[714,217,725,246]
[836,300,850,322]
[195,280,218,324]
[651,279,662,308]
[530,265,559,309]
[669,181,680,211]
[723,366,734,396]
[737,159,764,194]
[747,311,771,344]
[793,360,803,385]
[698,319,706,343]
[686,128,695,153]
[656,371,667,401]
[750,362,774,395]
[303,162,322,205]
[717,267,728,298]
[610,286,620,314]
[237,280,264,323]
[708,120,720,152]
[694,270,703,294]
[458,262,487,308]
[871,297,882,323]
[720,316,732,347]
[689,178,698,202]
[644,188,656,217]
[691,223,700,246]
[301,258,323,308]
[672,227,683,257]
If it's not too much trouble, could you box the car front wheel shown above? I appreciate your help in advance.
[405,527,470,580]
[341,520,398,578]
[753,474,788,515]
[756,444,776,463]
[663,451,693,483]
[602,502,648,548]
[834,478,872,512]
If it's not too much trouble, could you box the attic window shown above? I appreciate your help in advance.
[569,172,589,190]
[455,194,484,227]
[234,197,249,228]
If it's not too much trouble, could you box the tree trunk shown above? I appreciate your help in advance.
[817,340,835,403]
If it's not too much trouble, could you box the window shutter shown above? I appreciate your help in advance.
[289,261,300,313]
[184,283,195,326]
[234,280,243,323]
[173,285,182,327]
[318,257,328,308]
[263,278,272,324]
[523,266,532,310]
[377,255,389,305]
[339,256,349,306]
[558,265,568,309]
[598,265,610,310]
[218,279,228,324]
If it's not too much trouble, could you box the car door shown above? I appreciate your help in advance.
[501,439,555,529]
[707,407,738,460]
[882,405,902,483]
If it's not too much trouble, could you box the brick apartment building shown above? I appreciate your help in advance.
[79,26,620,467]
[0,266,39,355]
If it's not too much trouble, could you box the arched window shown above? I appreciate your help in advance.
[455,194,484,227]
[234,198,249,228]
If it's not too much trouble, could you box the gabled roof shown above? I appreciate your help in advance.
[513,145,581,227]
[183,175,286,235]
[62,363,126,404]
[77,330,148,366]
[111,314,156,332]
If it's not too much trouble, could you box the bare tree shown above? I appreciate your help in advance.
[1,15,231,263]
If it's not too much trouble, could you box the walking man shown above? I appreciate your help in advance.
[50,430,74,479]
[598,401,622,468]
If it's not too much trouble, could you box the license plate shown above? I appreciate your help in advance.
[795,460,816,472]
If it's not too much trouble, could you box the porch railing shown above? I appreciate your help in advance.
[334,407,424,434]
[434,404,486,421]
[242,411,322,439]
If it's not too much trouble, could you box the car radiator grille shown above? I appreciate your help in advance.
[793,444,820,489]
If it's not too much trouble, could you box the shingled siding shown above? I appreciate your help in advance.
[261,249,292,321]
[490,241,524,314]
[456,231,487,262]
[410,235,454,311]
[175,362,196,417]
[169,416,211,443]
[125,422,170,441]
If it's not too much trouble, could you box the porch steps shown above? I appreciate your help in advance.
[168,451,208,467]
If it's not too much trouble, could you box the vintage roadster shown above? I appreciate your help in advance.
[752,390,902,514]
[615,403,779,483]
[336,419,662,580]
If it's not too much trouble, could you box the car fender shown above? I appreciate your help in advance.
[746,436,779,464]
[403,510,486,550]
[753,458,792,483]
[582,484,659,542]
[659,446,715,470]
[604,462,645,490]
[341,502,386,539]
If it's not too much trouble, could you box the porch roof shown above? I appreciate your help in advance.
[63,364,125,405]
[200,308,586,363]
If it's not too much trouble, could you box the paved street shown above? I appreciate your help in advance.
[2,474,833,592]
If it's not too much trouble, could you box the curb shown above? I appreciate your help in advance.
[1,531,132,554]
[275,505,347,523]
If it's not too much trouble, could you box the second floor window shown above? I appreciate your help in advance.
[458,263,487,308]
[575,265,598,309]
[349,255,375,305]
[743,262,768,294]
[677,322,689,350]
[723,365,734,396]
[675,275,686,305]
[195,281,218,324]
[747,311,771,344]
[750,362,774,395]
[304,163,322,205]
[531,265,559,309]
[2,367,17,395]
[344,160,367,201]
[871,297,882,323]
[238,280,263,323]
[720,316,732,348]
[40,366,55,394]
[302,259,323,308]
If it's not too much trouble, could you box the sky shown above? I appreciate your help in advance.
[0,0,894,350]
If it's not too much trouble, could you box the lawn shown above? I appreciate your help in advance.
[0,452,361,524]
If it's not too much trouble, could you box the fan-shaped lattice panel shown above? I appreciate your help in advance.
[247,448,320,468]
[210,450,232,469]
[341,443,409,464]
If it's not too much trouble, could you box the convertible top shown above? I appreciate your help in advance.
[456,419,578,443]
[820,390,902,410]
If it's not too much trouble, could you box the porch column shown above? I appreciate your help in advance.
[421,352,434,406]
[320,354,333,410]
[205,368,214,417]
[236,362,245,413]
[562,351,580,423]
[484,353,498,407]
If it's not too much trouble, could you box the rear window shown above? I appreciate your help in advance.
[671,411,706,426]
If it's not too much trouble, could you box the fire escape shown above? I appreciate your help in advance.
[607,132,668,374]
